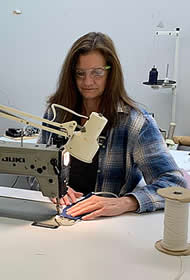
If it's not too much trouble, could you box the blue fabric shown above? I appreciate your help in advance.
[61,192,94,220]
[37,103,187,213]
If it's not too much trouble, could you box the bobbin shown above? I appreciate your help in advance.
[155,186,190,256]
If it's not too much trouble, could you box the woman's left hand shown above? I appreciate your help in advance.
[66,195,139,220]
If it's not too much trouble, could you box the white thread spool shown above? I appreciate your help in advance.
[155,187,190,256]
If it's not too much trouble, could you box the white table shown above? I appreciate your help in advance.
[0,205,189,280]
[0,150,189,280]
[170,150,190,172]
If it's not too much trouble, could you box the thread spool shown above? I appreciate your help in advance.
[167,122,176,140]
[155,187,190,256]
[163,63,170,85]
[148,65,158,84]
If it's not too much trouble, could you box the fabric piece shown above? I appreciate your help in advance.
[61,192,94,220]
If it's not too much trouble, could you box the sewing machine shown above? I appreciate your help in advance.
[0,104,107,215]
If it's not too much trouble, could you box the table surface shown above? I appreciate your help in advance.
[0,205,189,280]
[0,150,190,280]
[170,150,190,172]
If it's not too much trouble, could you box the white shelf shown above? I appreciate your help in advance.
[143,28,180,124]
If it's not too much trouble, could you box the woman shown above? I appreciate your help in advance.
[38,32,186,220]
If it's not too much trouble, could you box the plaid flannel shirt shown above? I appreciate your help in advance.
[38,104,186,213]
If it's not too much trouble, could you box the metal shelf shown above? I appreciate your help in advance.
[143,80,176,89]
[143,28,180,123]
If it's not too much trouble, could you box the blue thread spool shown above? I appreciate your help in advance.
[148,65,158,84]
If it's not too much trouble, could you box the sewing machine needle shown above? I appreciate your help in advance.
[56,198,61,215]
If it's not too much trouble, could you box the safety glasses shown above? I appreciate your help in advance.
[75,66,111,80]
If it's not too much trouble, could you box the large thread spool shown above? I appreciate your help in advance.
[155,186,190,256]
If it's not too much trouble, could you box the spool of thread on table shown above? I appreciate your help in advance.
[162,199,189,251]
[155,187,190,256]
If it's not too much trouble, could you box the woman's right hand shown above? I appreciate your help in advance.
[50,186,83,206]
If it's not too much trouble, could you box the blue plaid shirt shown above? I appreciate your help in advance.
[38,104,186,213]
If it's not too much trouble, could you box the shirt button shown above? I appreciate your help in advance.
[97,169,101,173]
[102,145,105,148]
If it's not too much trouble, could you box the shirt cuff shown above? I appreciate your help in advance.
[125,189,162,213]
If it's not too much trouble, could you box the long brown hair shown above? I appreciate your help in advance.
[47,32,138,126]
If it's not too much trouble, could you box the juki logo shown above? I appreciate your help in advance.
[1,157,25,163]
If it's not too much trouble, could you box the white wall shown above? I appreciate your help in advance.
[0,0,190,135]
